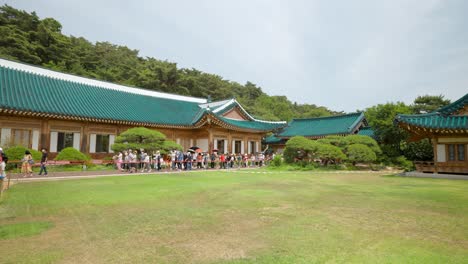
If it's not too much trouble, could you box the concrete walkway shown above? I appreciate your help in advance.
[399,171,468,180]
[5,168,404,183]
[7,168,232,182]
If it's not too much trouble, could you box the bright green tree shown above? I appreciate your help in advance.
[346,144,377,165]
[283,136,313,163]
[111,127,182,154]
[55,147,90,161]
[342,135,382,156]
[316,144,346,165]
[411,95,451,114]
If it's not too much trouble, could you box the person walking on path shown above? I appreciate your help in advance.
[21,150,33,177]
[38,148,48,176]
[0,148,8,193]
[117,151,123,171]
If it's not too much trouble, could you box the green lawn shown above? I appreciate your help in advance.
[0,171,467,263]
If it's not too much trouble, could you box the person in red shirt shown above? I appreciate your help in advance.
[220,153,226,169]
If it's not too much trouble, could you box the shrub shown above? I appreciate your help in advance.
[403,139,433,161]
[392,156,415,171]
[283,136,313,163]
[112,127,182,153]
[317,135,346,148]
[271,155,282,167]
[55,147,90,161]
[342,135,382,155]
[4,146,41,162]
[346,144,377,165]
[316,144,346,165]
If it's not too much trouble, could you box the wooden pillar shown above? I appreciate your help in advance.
[40,119,49,150]
[207,127,213,153]
[432,136,438,174]
[81,122,89,153]
[227,131,232,153]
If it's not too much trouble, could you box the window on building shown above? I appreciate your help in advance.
[457,144,465,161]
[447,144,466,162]
[57,132,74,152]
[234,140,242,154]
[249,141,256,154]
[12,129,31,148]
[217,140,225,154]
[448,144,455,161]
[96,135,110,153]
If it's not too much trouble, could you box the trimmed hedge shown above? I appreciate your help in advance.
[4,146,41,162]
[55,147,90,161]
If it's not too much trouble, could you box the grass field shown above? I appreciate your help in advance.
[0,171,467,263]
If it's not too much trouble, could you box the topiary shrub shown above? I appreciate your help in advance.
[4,146,41,162]
[346,144,377,165]
[55,147,90,161]
[316,144,346,165]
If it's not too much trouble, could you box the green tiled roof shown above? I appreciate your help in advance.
[436,93,468,115]
[263,134,284,144]
[357,127,375,137]
[0,66,202,126]
[277,112,366,138]
[218,116,286,131]
[395,93,468,130]
[0,59,286,131]
[396,113,468,129]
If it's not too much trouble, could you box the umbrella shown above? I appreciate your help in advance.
[189,146,203,153]
[187,149,196,153]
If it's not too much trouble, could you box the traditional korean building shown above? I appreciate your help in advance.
[0,59,286,158]
[264,112,369,153]
[395,94,468,174]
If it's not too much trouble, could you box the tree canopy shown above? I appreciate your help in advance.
[0,4,337,122]
[111,127,182,154]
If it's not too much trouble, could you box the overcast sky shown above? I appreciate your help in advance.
[3,0,468,112]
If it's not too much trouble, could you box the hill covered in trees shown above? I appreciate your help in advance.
[0,5,338,121]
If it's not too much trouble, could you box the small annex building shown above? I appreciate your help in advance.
[0,59,286,158]
[264,112,371,153]
[395,93,468,174]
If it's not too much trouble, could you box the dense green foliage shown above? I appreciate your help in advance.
[412,95,451,114]
[365,95,450,162]
[4,146,41,162]
[0,5,337,121]
[403,139,434,161]
[284,135,382,167]
[111,127,182,154]
[54,147,90,161]
[346,144,377,164]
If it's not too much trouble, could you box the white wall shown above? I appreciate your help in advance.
[73,133,81,150]
[89,134,96,153]
[50,132,58,152]
[0,128,11,146]
[197,138,209,152]
[108,135,115,153]
[437,144,446,162]
[32,130,40,150]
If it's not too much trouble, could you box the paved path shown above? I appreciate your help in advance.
[5,169,403,183]
[399,171,468,180]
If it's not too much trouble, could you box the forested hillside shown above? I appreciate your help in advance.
[0,5,338,121]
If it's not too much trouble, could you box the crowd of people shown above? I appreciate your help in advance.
[112,149,274,172]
